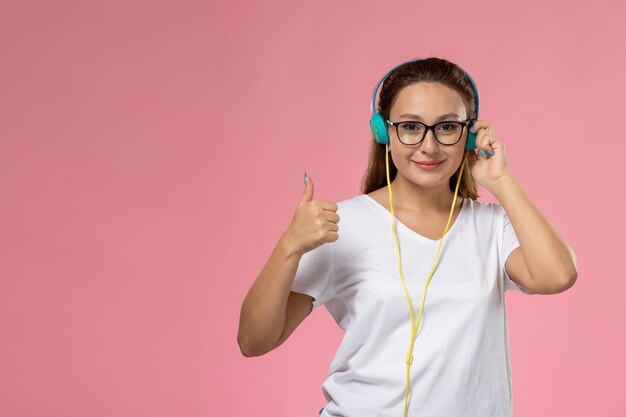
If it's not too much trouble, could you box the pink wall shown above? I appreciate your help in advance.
[1,0,624,416]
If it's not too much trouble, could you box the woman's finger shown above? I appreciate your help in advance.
[473,122,497,155]
[471,120,495,133]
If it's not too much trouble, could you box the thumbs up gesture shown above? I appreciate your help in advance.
[284,174,340,256]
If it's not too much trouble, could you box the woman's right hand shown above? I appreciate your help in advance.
[282,175,340,256]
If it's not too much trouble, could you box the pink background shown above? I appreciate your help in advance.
[1,0,624,416]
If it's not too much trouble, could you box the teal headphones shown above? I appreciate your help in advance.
[369,58,480,152]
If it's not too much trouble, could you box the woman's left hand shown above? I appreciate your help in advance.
[466,120,512,191]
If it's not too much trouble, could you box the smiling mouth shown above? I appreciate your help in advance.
[413,160,444,165]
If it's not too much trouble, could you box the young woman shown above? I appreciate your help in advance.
[238,57,578,417]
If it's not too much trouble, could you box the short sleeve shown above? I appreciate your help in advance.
[290,241,335,313]
[500,206,535,295]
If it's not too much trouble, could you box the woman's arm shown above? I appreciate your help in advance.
[491,174,578,294]
[467,120,577,294]
[237,233,305,357]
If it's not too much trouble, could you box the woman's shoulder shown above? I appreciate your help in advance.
[465,197,503,211]
[462,197,506,225]
[333,194,381,226]
[336,193,371,210]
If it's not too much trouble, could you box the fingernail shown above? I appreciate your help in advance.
[303,171,307,185]
[487,150,494,155]
[480,149,487,157]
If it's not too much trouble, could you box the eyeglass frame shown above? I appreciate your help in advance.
[386,118,471,146]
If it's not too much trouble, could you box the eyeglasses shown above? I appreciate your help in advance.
[386,119,470,146]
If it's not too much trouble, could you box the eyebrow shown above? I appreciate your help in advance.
[398,112,461,121]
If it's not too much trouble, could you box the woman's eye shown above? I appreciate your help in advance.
[403,123,422,131]
[439,123,458,131]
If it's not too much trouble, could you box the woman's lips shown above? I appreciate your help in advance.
[413,160,444,170]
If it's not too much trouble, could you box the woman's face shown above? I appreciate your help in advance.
[387,82,469,191]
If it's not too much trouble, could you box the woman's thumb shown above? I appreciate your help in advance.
[299,173,314,206]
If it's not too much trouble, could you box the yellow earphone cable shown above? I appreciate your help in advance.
[384,146,470,417]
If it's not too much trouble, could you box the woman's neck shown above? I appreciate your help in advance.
[389,178,460,216]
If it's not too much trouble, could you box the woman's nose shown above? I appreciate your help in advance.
[419,128,440,151]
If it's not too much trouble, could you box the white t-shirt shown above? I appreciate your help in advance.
[290,194,535,417]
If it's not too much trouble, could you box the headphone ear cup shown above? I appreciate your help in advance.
[465,120,477,151]
[370,113,389,145]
